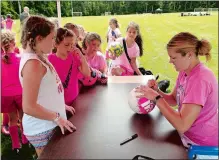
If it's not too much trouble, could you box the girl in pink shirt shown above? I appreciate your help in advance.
[108,22,143,76]
[48,27,90,106]
[82,32,107,74]
[1,30,28,152]
[63,23,88,89]
[136,32,218,148]
[5,14,13,30]
[81,32,108,85]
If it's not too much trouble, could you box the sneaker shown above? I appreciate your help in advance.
[22,142,31,150]
[12,148,20,155]
[32,153,38,160]
[1,125,10,136]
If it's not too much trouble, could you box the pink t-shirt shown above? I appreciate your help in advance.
[48,53,81,106]
[1,53,22,96]
[5,18,13,30]
[176,63,218,146]
[111,37,140,73]
[86,51,106,72]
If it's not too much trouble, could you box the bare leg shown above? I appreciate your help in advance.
[35,147,45,157]
[17,109,28,144]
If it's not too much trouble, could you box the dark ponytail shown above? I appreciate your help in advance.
[135,34,143,57]
[127,21,143,57]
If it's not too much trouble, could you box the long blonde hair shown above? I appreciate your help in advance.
[167,32,211,61]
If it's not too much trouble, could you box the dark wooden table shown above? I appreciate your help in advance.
[40,76,188,159]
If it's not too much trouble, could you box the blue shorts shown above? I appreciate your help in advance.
[25,128,55,149]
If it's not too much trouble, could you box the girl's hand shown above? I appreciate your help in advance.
[108,51,116,60]
[65,105,76,115]
[135,85,159,100]
[71,47,83,57]
[112,36,116,41]
[56,117,76,135]
[111,66,125,76]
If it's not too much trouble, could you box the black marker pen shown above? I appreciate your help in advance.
[120,134,138,145]
[155,75,159,81]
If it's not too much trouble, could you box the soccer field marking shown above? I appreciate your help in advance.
[163,19,192,31]
[157,18,218,45]
[144,23,175,40]
[143,23,178,56]
[143,17,182,41]
[160,19,217,43]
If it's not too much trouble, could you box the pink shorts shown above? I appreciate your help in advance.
[120,65,134,76]
[1,95,22,113]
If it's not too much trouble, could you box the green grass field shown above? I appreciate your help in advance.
[1,13,218,159]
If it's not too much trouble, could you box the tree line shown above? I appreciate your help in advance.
[1,1,218,19]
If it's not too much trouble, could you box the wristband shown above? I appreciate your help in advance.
[53,112,60,122]
[153,95,163,104]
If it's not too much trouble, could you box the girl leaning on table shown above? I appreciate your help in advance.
[19,15,76,157]
[48,27,90,107]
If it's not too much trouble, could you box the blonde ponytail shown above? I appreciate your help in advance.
[197,39,212,61]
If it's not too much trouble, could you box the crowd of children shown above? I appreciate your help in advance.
[1,13,218,159]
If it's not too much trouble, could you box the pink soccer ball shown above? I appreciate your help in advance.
[128,88,156,114]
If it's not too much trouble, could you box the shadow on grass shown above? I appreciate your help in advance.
[1,133,37,160]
